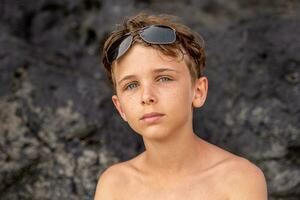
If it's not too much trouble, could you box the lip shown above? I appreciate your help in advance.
[140,112,165,121]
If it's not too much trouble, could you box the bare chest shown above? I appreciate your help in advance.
[115,175,229,200]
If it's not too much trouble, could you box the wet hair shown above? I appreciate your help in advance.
[101,11,206,92]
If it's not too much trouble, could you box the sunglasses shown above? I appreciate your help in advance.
[106,25,177,64]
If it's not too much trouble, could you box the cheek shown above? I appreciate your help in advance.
[164,82,192,105]
[119,94,138,116]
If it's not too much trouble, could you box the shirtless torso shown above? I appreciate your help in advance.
[97,139,256,200]
[114,156,233,200]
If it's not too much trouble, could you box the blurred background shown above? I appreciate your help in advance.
[0,0,299,199]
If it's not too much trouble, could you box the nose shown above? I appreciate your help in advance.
[141,84,157,105]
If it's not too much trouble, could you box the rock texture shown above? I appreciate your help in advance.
[0,0,299,199]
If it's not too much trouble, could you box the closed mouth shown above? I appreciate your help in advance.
[140,112,165,120]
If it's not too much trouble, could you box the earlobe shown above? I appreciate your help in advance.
[112,95,128,122]
[192,95,203,108]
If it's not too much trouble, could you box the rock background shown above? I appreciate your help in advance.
[0,0,299,199]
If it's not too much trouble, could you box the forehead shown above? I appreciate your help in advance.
[112,44,189,79]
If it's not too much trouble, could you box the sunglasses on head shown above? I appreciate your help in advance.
[106,25,177,64]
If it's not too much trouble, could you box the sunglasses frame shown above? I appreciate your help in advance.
[106,25,177,64]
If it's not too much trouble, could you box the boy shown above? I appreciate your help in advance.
[94,12,268,200]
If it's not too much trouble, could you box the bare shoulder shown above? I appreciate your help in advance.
[222,157,268,200]
[94,162,132,200]
[199,140,268,199]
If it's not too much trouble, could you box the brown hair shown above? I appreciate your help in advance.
[101,12,206,92]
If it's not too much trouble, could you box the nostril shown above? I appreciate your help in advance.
[142,97,155,105]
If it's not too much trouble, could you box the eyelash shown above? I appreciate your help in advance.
[124,76,173,91]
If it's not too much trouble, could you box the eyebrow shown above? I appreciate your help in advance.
[117,68,178,85]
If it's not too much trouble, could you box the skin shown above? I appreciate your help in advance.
[94,44,268,200]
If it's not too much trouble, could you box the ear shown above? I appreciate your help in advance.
[192,76,208,108]
[112,95,128,121]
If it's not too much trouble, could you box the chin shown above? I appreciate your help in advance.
[137,127,173,142]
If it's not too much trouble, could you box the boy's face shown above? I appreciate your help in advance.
[111,44,208,140]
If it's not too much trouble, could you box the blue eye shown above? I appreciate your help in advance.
[158,76,172,82]
[125,82,138,90]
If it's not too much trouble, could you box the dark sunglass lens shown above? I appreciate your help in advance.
[116,35,133,60]
[107,34,132,63]
[140,25,176,44]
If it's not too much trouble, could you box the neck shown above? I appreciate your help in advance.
[141,123,205,178]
